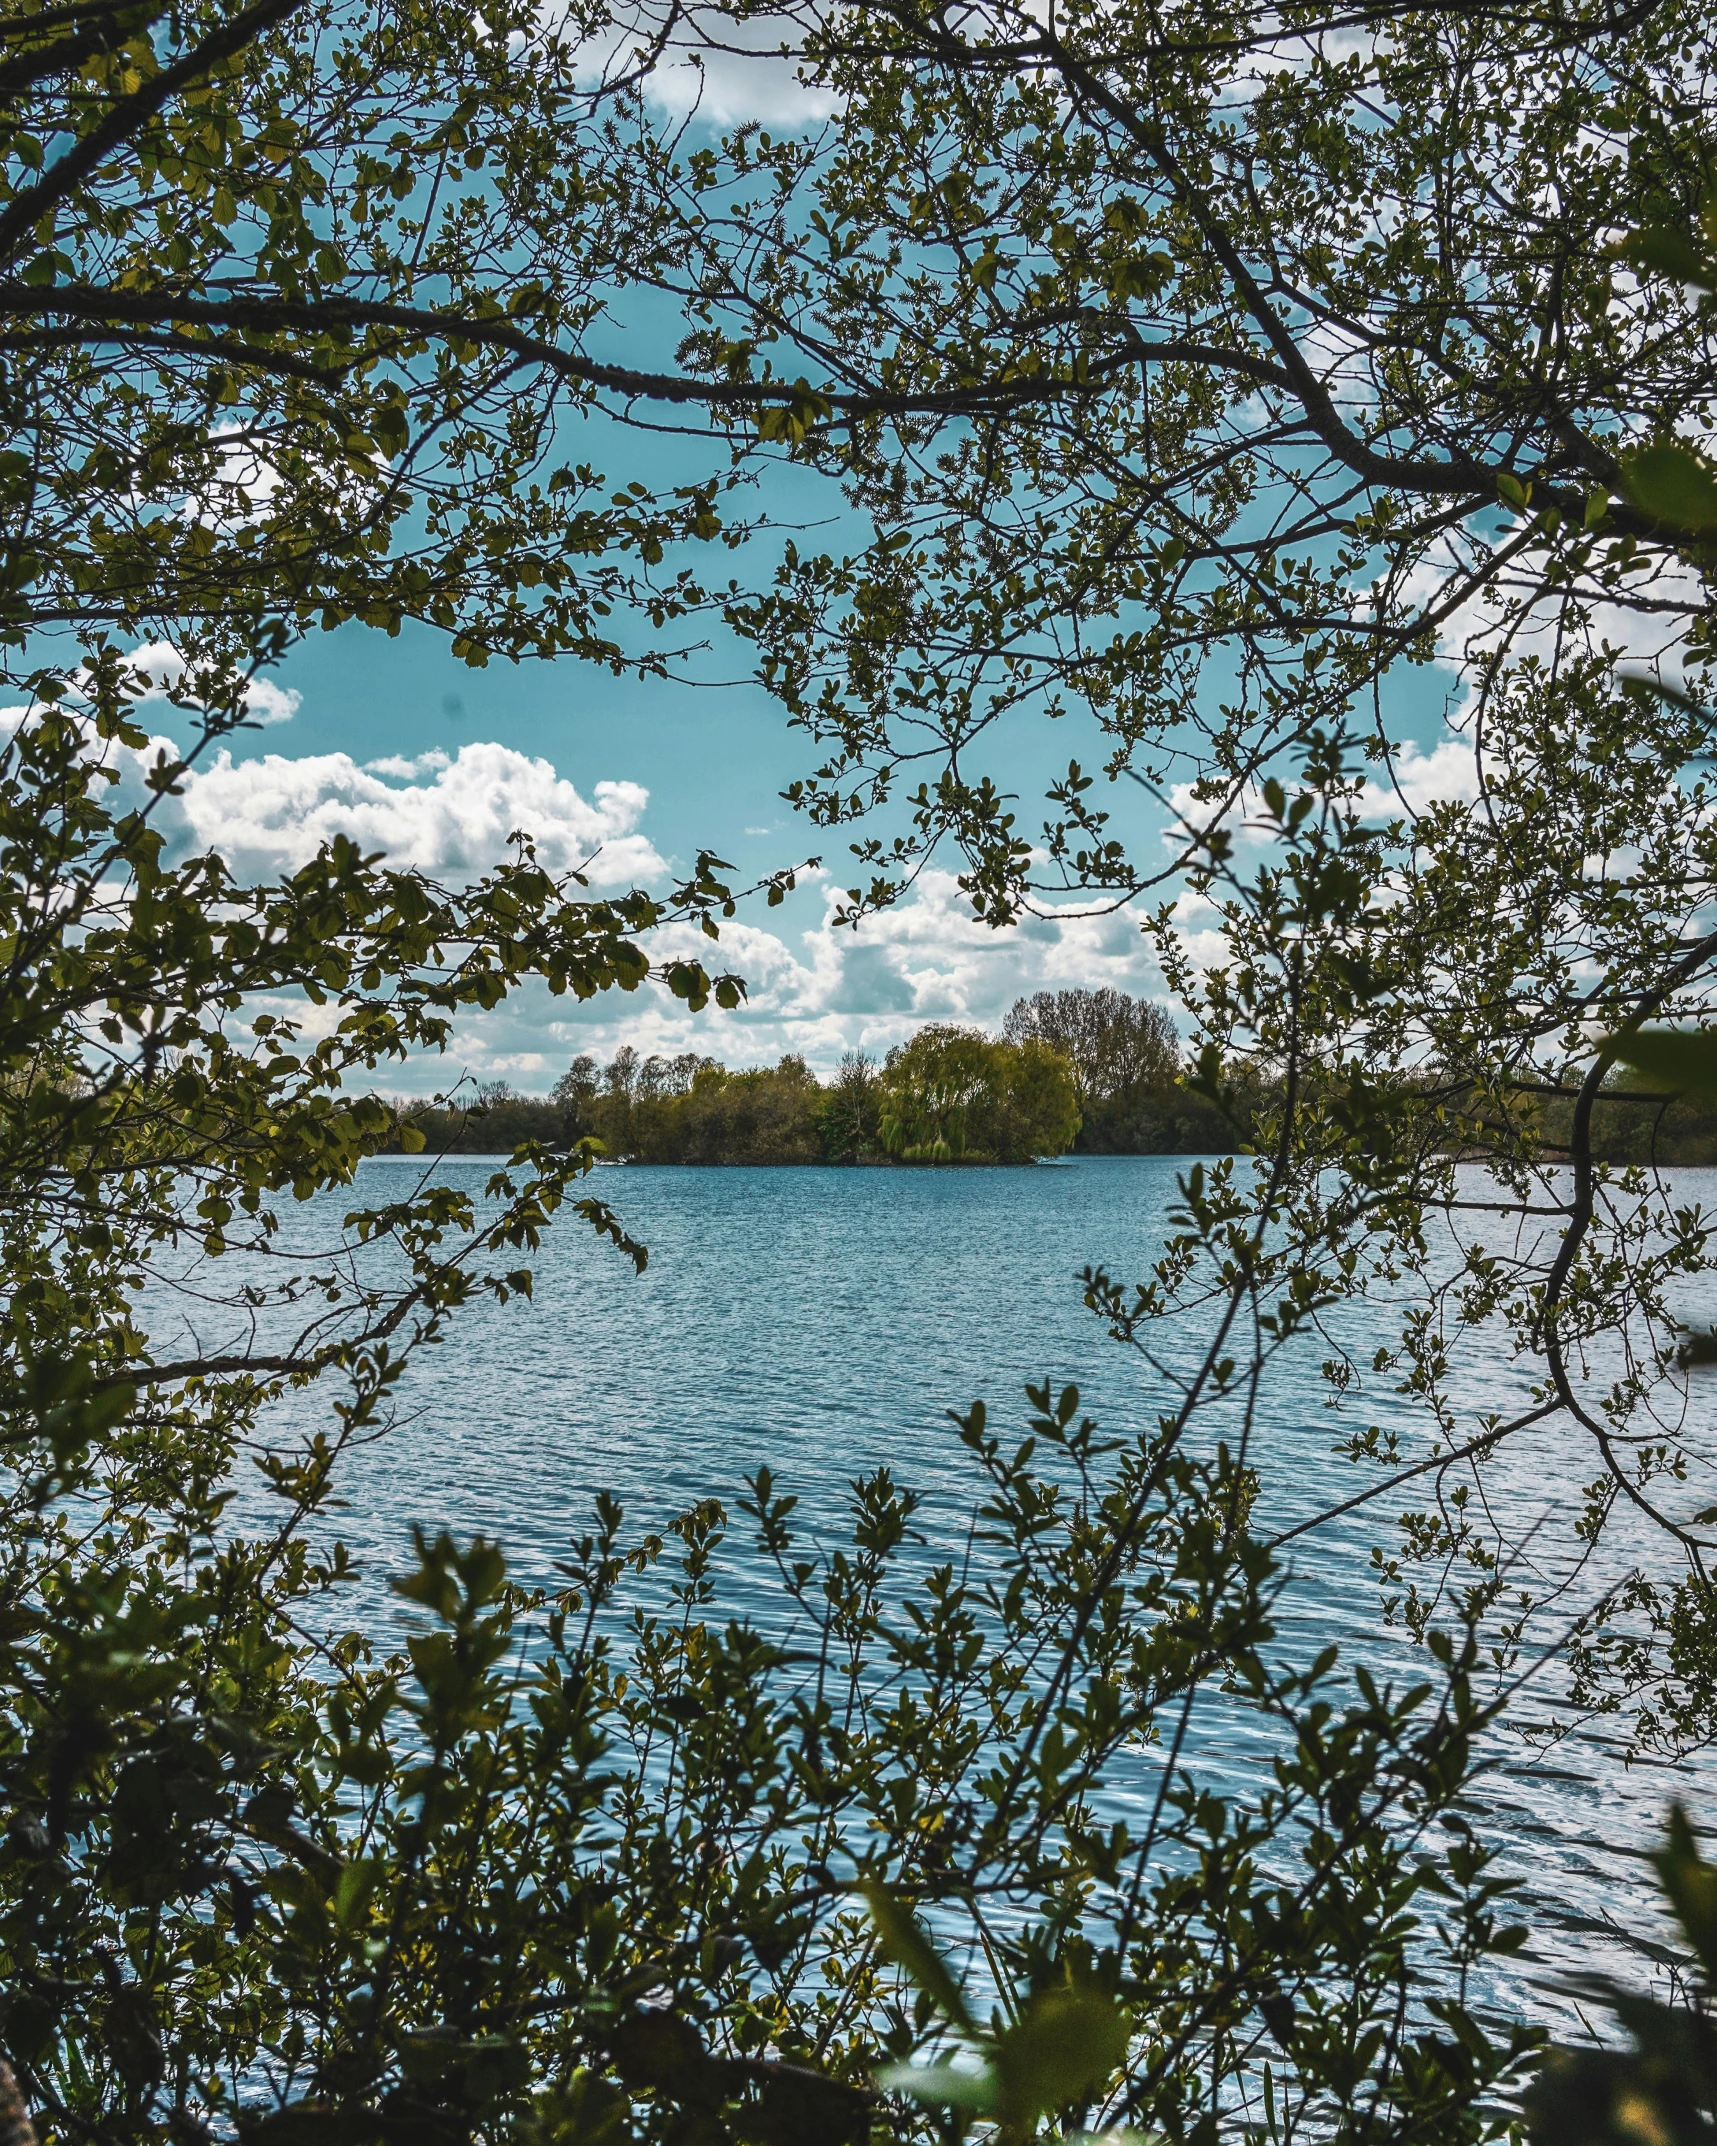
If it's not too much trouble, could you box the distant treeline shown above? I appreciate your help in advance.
[377,983,1717,1166]
[1521,1085,1717,1166]
[383,989,1248,1162]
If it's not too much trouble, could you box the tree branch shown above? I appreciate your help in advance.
[0,0,314,268]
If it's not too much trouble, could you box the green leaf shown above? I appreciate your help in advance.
[1605,1028,1717,1095]
[1616,668,1714,724]
[1619,442,1717,533]
[1620,224,1715,289]
[875,2058,997,2112]
[333,1856,380,1929]
[995,1987,1131,2134]
[858,1883,979,2037]
[1652,1804,1717,1982]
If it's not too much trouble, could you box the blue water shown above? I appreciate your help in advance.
[164,1153,1714,2031]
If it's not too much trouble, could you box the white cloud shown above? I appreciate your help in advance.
[745,871,1165,1037]
[1360,734,1481,817]
[578,1,837,126]
[405,868,1179,1088]
[16,704,661,889]
[124,641,302,727]
[1164,728,1480,844]
[168,741,663,884]
[1394,537,1709,694]
[365,749,452,779]
[244,679,301,726]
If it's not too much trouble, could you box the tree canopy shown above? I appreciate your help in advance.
[3,0,1717,2134]
[1003,992,1178,1112]
[877,1022,1081,1161]
[999,989,1243,1149]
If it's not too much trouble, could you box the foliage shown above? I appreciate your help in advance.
[564,0,1717,1750]
[1527,1075,1717,1167]
[604,1051,828,1165]
[0,697,1546,2141]
[864,1889,1130,2141]
[388,1080,591,1162]
[1528,1808,1717,2146]
[1004,991,1179,1108]
[877,1025,1080,1163]
[0,1331,1544,2142]
[0,0,774,691]
[406,1048,1717,1172]
[6,0,1708,758]
[819,1050,885,1164]
[1004,992,1249,1155]
[4,0,1714,1741]
[3,0,1717,2136]
[398,1039,1100,1164]
[704,0,1717,927]
[0,662,1546,2143]
[0,641,794,2142]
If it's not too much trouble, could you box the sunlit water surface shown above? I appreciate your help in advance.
[158,1154,1717,2036]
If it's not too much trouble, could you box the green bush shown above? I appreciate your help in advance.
[0,1370,1541,2145]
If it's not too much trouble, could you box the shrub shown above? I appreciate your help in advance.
[0,1375,1540,2144]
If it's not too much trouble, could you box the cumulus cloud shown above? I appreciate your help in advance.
[26,707,662,887]
[123,641,302,726]
[413,869,1178,1089]
[168,740,664,884]
[733,871,1164,1035]
[244,680,301,726]
[16,667,1191,1084]
[579,0,837,126]
[1359,734,1482,817]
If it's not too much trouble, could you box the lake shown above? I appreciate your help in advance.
[199,1152,1710,2032]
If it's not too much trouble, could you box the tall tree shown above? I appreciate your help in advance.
[1004,989,1179,1111]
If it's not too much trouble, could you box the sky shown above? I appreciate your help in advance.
[130,607,1189,1092]
[106,37,1209,1098]
[109,26,1520,1100]
[121,585,1495,1098]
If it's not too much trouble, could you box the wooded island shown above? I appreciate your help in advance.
[385,985,1717,1167]
[385,989,1243,1162]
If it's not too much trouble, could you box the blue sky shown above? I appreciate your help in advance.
[122,572,1488,1098]
[117,333,1200,1091]
[134,598,1185,1093]
[111,32,1513,1098]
